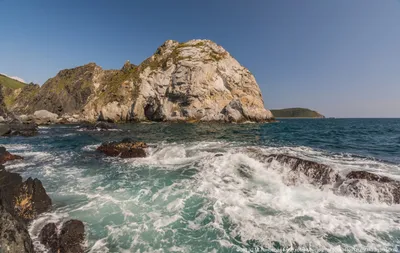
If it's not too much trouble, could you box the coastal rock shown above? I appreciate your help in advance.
[1,120,38,137]
[0,203,35,253]
[0,165,52,221]
[79,121,118,131]
[0,146,23,164]
[59,220,85,253]
[97,138,147,158]
[34,110,59,124]
[247,150,400,204]
[39,220,86,253]
[337,171,400,204]
[246,150,340,186]
[39,223,59,253]
[7,40,273,123]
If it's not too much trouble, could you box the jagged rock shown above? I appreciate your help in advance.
[0,165,52,222]
[97,138,147,158]
[39,223,59,253]
[0,203,35,253]
[0,146,23,164]
[7,40,273,123]
[59,220,85,253]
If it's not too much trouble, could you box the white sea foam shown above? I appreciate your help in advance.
[24,141,400,252]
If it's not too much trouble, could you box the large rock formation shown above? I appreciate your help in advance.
[5,39,273,123]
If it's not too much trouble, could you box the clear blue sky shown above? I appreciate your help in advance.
[1,0,399,117]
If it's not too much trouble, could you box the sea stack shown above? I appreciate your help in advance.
[5,39,273,123]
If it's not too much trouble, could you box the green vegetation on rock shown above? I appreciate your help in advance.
[271,108,324,118]
[0,74,26,89]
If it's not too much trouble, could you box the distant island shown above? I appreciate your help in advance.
[271,108,325,118]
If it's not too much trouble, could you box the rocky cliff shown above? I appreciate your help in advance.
[6,39,273,123]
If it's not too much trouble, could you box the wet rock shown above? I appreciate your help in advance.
[247,150,340,186]
[97,138,148,158]
[4,120,38,137]
[247,150,400,205]
[79,121,117,131]
[337,171,400,204]
[0,146,23,164]
[0,203,35,253]
[39,223,59,253]
[0,165,52,222]
[59,220,85,253]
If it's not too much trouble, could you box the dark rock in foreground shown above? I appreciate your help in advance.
[59,220,85,253]
[0,165,52,221]
[39,223,59,253]
[39,219,85,253]
[247,149,400,205]
[0,203,35,253]
[97,138,148,158]
[0,146,23,164]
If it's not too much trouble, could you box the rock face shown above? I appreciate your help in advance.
[0,84,8,118]
[97,138,148,158]
[6,39,273,123]
[0,165,52,222]
[0,203,35,253]
[0,159,52,252]
[247,150,400,205]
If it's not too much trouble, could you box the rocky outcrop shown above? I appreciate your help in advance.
[0,120,38,137]
[0,160,52,252]
[78,121,118,131]
[247,150,400,205]
[0,165,52,222]
[0,146,23,164]
[97,138,148,158]
[33,110,59,124]
[0,203,35,253]
[39,220,85,253]
[7,39,273,123]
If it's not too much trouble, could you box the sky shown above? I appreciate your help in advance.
[0,0,399,118]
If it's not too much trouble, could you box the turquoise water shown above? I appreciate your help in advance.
[1,119,400,252]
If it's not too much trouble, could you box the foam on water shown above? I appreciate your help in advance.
[19,139,399,252]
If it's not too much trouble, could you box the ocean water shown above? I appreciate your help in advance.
[1,118,400,252]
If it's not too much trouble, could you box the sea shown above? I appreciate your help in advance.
[1,118,400,253]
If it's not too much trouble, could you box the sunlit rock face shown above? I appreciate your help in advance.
[9,39,273,123]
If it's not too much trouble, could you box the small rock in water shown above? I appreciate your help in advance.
[0,146,23,164]
[59,220,85,253]
[39,220,86,253]
[97,139,148,158]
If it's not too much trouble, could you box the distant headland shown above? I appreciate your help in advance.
[271,108,325,118]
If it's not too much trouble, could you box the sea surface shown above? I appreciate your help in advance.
[1,118,400,253]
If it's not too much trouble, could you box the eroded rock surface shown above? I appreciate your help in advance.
[6,40,273,123]
[0,203,35,253]
[97,138,147,158]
